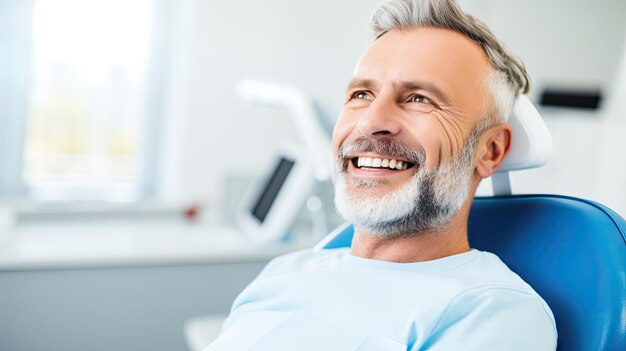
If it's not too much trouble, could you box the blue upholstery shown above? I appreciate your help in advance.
[320,195,626,350]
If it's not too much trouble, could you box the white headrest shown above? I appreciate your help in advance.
[498,96,552,172]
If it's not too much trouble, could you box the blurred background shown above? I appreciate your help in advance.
[0,0,625,350]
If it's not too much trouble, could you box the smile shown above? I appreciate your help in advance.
[351,156,416,171]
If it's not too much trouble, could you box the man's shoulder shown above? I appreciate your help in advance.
[411,251,557,348]
[424,283,558,349]
[462,251,541,293]
[437,250,556,335]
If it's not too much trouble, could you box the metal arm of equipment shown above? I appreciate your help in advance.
[236,80,332,181]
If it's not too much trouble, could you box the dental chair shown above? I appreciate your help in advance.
[314,96,626,350]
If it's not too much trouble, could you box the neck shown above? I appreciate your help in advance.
[349,205,471,263]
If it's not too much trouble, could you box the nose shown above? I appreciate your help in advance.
[356,97,402,138]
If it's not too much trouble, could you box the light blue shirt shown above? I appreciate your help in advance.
[206,248,557,351]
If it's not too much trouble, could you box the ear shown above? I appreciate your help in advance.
[475,124,512,178]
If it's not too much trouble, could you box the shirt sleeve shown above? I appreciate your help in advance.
[414,287,557,351]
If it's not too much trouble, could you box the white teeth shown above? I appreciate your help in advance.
[355,156,413,170]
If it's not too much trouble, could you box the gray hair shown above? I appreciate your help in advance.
[371,0,530,127]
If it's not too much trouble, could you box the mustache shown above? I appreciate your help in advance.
[338,137,427,166]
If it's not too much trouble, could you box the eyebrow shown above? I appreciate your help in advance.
[347,78,379,92]
[347,78,451,105]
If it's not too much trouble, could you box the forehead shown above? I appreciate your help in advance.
[354,27,492,103]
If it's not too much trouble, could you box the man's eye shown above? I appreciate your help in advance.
[352,91,370,100]
[410,94,432,104]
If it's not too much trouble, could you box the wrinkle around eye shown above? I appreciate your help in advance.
[404,103,437,115]
[429,109,467,159]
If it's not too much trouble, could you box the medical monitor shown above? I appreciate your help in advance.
[237,145,314,244]
[251,157,295,223]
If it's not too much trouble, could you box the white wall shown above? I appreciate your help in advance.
[163,0,626,219]
[460,0,626,98]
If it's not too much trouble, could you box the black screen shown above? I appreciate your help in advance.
[251,157,295,223]
[540,88,602,110]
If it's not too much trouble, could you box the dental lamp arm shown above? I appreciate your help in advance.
[236,80,333,181]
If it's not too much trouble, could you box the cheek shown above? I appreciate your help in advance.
[332,114,355,155]
[404,115,451,168]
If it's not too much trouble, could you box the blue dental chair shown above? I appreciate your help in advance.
[315,97,626,350]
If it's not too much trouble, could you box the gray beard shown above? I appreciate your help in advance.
[333,136,478,238]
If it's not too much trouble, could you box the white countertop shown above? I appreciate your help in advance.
[0,220,312,270]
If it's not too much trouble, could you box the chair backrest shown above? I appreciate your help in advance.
[315,195,626,350]
[499,95,552,173]
[490,95,553,195]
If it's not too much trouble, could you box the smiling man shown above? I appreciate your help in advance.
[206,0,557,350]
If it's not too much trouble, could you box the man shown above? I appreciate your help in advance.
[207,0,557,349]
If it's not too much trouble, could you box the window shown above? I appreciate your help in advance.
[0,0,172,202]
